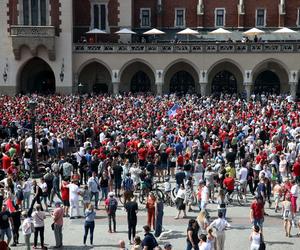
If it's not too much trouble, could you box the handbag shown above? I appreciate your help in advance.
[258,233,266,250]
[51,223,55,231]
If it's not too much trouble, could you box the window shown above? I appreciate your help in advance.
[297,8,300,26]
[256,9,266,27]
[91,0,108,31]
[175,8,185,27]
[21,0,48,25]
[140,8,151,27]
[215,8,225,27]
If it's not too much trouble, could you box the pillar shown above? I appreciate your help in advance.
[112,69,120,94]
[155,70,163,95]
[243,70,253,100]
[197,0,204,28]
[289,70,298,99]
[244,83,253,100]
[199,70,208,96]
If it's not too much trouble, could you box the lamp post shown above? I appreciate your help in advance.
[78,83,84,118]
[28,99,37,174]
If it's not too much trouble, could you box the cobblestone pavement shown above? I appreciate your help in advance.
[11,193,300,250]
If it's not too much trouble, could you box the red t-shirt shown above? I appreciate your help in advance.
[2,155,11,170]
[223,177,235,191]
[138,148,147,161]
[61,182,70,201]
[251,201,264,219]
[293,162,300,177]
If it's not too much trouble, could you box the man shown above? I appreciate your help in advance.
[292,157,300,184]
[199,234,210,250]
[175,167,185,193]
[290,179,299,225]
[209,211,231,250]
[88,172,100,209]
[238,163,248,200]
[223,173,235,199]
[52,201,64,248]
[113,162,123,197]
[29,180,43,216]
[122,173,134,204]
[0,204,12,246]
[67,180,80,219]
[125,196,138,244]
[62,158,73,182]
[250,196,265,231]
[105,192,118,233]
[201,182,209,217]
[49,172,62,207]
[141,225,158,250]
[204,165,215,202]
[164,243,172,250]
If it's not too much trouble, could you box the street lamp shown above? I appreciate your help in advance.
[78,83,84,118]
[28,99,37,175]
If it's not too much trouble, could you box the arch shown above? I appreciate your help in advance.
[119,58,156,79]
[252,59,289,94]
[120,60,156,93]
[207,59,243,95]
[77,58,112,77]
[163,60,199,94]
[17,57,56,94]
[78,61,112,93]
[254,70,280,94]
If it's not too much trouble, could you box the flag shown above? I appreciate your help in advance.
[167,104,181,119]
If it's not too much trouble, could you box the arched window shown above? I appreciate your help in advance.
[130,71,151,92]
[170,71,195,93]
[21,0,49,26]
[254,70,280,94]
[211,70,237,94]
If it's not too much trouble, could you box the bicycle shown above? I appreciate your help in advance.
[225,181,246,206]
[138,182,165,204]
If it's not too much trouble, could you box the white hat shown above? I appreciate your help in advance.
[108,192,115,197]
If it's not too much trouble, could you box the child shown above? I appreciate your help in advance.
[217,189,226,219]
[273,180,282,213]
[81,185,90,212]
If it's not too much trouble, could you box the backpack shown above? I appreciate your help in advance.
[107,198,118,214]
[123,177,134,192]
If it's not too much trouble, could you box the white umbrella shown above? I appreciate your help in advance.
[209,28,232,34]
[143,28,165,35]
[273,27,297,34]
[177,28,199,42]
[243,28,265,36]
[86,28,107,43]
[115,28,136,34]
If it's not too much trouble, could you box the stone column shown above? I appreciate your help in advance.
[289,70,298,99]
[244,83,253,100]
[155,70,163,95]
[112,70,120,94]
[199,70,208,96]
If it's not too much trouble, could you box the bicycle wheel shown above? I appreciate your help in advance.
[155,188,165,201]
[237,192,246,206]
[172,187,177,199]
[139,193,146,204]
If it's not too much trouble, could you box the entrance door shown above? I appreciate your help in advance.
[130,71,151,92]
[211,70,237,94]
[170,71,195,94]
[254,70,280,94]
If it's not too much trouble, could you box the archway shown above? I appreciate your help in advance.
[208,60,243,95]
[78,61,112,93]
[254,70,280,94]
[120,61,155,93]
[18,57,55,94]
[164,61,199,94]
[130,71,151,92]
[170,71,195,93]
[211,70,237,94]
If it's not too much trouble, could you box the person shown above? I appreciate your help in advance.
[52,201,64,248]
[22,177,32,210]
[196,211,209,236]
[272,180,282,213]
[125,196,138,244]
[11,204,21,247]
[29,180,43,215]
[131,236,142,250]
[81,185,91,212]
[32,204,46,249]
[67,180,80,219]
[0,204,12,246]
[164,243,172,250]
[223,173,234,200]
[99,170,109,202]
[155,196,164,237]
[88,172,100,210]
[21,211,34,250]
[123,173,134,204]
[186,219,200,250]
[249,225,261,250]
[174,184,187,219]
[250,196,264,231]
[40,177,49,211]
[146,192,156,230]
[83,204,96,246]
[199,234,210,250]
[290,179,298,225]
[105,192,118,233]
[201,182,209,217]
[141,225,158,250]
[49,172,62,207]
[282,196,292,237]
[217,189,226,219]
[119,239,129,250]
[209,211,231,250]
[207,227,216,250]
[61,179,70,217]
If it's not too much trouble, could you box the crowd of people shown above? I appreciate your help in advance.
[0,93,300,249]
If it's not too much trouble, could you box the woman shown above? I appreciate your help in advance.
[185,177,194,212]
[99,170,109,202]
[174,184,187,219]
[207,228,216,250]
[32,204,46,249]
[146,192,156,230]
[186,219,200,250]
[217,189,226,219]
[196,211,209,236]
[83,204,96,246]
[282,196,292,237]
[249,225,261,250]
[61,179,70,217]
[130,236,142,250]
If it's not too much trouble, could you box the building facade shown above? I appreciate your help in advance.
[1,0,300,98]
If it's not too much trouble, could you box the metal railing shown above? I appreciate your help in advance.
[10,25,55,37]
[73,42,300,53]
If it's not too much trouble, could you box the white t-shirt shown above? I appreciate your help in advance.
[32,211,46,227]
[238,167,248,183]
[40,182,47,193]
[68,183,79,201]
[200,242,211,250]
[291,184,299,197]
[201,186,209,203]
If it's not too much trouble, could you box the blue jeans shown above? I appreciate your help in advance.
[253,218,264,229]
[90,192,99,208]
[0,227,12,242]
[186,240,199,250]
[101,187,108,201]
[83,221,95,245]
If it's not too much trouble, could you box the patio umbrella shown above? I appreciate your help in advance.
[177,28,199,41]
[273,27,297,41]
[115,28,136,34]
[209,28,232,41]
[243,28,265,36]
[143,28,165,35]
[86,28,107,43]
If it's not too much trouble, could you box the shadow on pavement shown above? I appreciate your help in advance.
[265,241,294,245]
